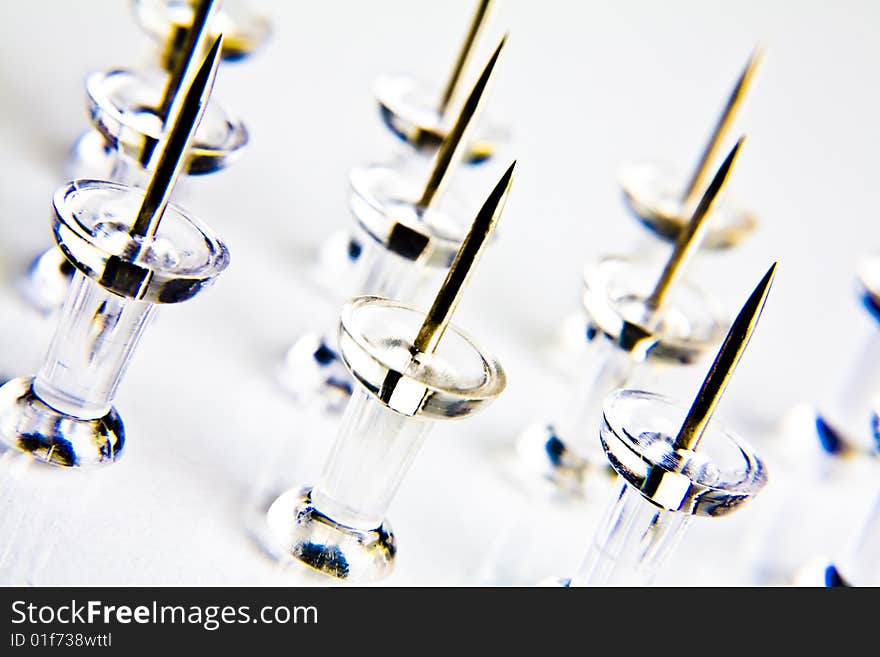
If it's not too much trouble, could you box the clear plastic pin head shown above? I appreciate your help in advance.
[312,161,468,297]
[374,0,507,164]
[0,180,229,468]
[313,26,509,298]
[571,389,767,586]
[27,63,245,315]
[79,67,247,180]
[133,0,271,65]
[375,74,508,165]
[620,162,757,250]
[518,255,727,487]
[268,296,505,582]
[281,164,471,411]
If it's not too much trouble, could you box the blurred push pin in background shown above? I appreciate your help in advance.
[23,0,247,314]
[314,0,510,299]
[278,37,507,415]
[620,49,763,251]
[133,0,271,68]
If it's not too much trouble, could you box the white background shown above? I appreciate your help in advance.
[0,0,878,585]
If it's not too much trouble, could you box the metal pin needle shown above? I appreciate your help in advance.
[129,35,223,243]
[680,48,763,208]
[412,160,516,355]
[417,35,506,211]
[156,0,218,121]
[672,262,777,452]
[438,0,495,115]
[645,137,745,314]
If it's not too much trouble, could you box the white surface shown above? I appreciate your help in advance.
[0,0,878,585]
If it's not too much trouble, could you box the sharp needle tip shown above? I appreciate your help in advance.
[412,162,515,354]
[673,261,777,451]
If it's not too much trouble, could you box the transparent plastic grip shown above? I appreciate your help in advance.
[571,479,691,586]
[348,234,429,304]
[33,271,156,420]
[554,335,633,460]
[311,387,431,530]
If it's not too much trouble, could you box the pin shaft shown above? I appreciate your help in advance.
[413,161,515,355]
[672,263,776,452]
[129,36,223,242]
[438,0,494,114]
[418,36,505,210]
[645,138,744,313]
[157,0,217,121]
[680,48,763,207]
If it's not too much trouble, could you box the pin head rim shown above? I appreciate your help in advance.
[600,389,767,517]
[375,74,507,164]
[582,255,728,364]
[132,0,271,62]
[337,296,506,419]
[620,161,757,250]
[86,68,248,175]
[52,179,230,304]
[349,163,474,268]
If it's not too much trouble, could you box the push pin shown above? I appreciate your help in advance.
[0,37,229,469]
[807,255,880,456]
[279,38,506,413]
[377,0,506,163]
[133,0,270,66]
[519,140,744,491]
[24,0,245,314]
[620,49,762,250]
[477,142,740,585]
[568,264,775,586]
[266,162,514,583]
[745,439,876,585]
[314,0,508,298]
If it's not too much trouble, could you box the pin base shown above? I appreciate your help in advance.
[19,248,75,315]
[242,487,286,561]
[276,332,353,414]
[515,422,614,496]
[266,487,396,583]
[0,378,124,468]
